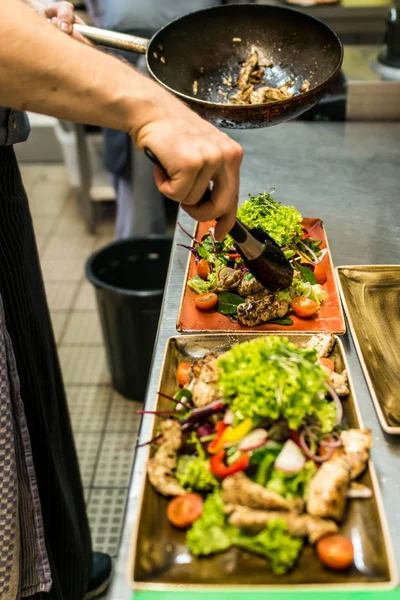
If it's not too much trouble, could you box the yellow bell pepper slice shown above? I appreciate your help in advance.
[222,418,253,445]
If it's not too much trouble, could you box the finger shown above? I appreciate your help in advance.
[46,2,75,33]
[152,151,204,204]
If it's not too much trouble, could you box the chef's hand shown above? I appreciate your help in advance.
[41,2,86,42]
[134,103,243,240]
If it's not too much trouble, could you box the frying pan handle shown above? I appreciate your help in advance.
[144,148,212,205]
[73,24,148,55]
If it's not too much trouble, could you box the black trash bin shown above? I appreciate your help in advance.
[86,236,172,401]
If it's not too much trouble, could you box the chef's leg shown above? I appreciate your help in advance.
[0,147,92,600]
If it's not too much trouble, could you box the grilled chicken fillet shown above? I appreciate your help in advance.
[147,419,185,496]
[190,353,220,408]
[215,269,242,293]
[341,429,372,479]
[306,334,335,358]
[237,290,289,327]
[328,369,349,397]
[222,472,304,512]
[237,277,265,298]
[307,456,351,521]
[225,504,338,544]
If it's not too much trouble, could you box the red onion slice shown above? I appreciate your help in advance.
[299,430,334,463]
[326,384,344,425]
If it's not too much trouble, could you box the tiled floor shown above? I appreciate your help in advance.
[20,163,141,558]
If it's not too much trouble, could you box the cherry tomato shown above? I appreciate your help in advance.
[195,292,218,311]
[319,357,335,372]
[313,263,328,285]
[316,535,354,571]
[197,258,210,280]
[176,362,191,387]
[166,493,203,529]
[292,296,319,318]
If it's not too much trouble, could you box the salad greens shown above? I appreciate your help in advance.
[187,493,238,557]
[223,192,303,250]
[235,521,303,575]
[216,292,243,315]
[266,461,317,500]
[217,337,337,432]
[176,455,218,493]
[187,493,303,574]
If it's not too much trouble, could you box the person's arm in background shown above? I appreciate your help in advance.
[2,0,242,238]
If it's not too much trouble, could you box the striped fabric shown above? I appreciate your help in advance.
[0,293,52,597]
[0,147,92,600]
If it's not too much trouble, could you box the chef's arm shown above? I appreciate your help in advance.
[0,0,242,238]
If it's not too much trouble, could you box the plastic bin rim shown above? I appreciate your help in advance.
[85,235,172,298]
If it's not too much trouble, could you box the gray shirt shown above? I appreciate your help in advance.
[0,107,30,147]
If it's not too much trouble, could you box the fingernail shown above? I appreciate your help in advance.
[61,22,71,32]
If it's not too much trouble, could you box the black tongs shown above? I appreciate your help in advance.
[145,149,293,291]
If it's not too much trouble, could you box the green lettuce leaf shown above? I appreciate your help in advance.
[217,336,336,432]
[187,275,214,295]
[176,455,218,493]
[266,461,317,499]
[186,493,238,556]
[223,193,303,250]
[234,520,303,575]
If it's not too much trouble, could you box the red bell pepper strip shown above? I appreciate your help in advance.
[226,253,241,260]
[210,450,250,479]
[208,422,227,454]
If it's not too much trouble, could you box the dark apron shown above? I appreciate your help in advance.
[0,146,92,600]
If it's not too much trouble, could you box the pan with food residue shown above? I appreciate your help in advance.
[74,3,343,129]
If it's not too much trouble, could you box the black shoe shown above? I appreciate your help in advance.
[84,552,114,600]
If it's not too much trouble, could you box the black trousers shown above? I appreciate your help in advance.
[0,147,92,599]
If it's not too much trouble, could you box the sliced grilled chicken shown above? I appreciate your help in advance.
[306,456,351,521]
[222,472,304,513]
[191,355,219,408]
[328,369,349,397]
[306,334,335,358]
[146,419,184,497]
[226,504,338,544]
[237,277,265,298]
[215,269,242,293]
[341,429,372,479]
[147,460,186,497]
[237,290,289,327]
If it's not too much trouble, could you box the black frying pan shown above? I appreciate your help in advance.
[75,3,343,129]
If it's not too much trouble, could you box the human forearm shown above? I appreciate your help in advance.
[0,0,167,137]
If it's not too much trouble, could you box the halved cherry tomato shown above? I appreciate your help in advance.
[313,263,328,285]
[197,258,210,280]
[166,493,203,529]
[176,362,191,387]
[316,535,354,571]
[319,357,335,372]
[195,292,218,311]
[292,296,319,318]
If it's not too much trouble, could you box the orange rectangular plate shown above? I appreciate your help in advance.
[177,218,345,334]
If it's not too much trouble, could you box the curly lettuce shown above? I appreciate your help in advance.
[187,493,302,574]
[224,193,303,250]
[176,455,218,493]
[235,521,303,575]
[217,336,337,432]
[266,461,317,500]
[187,493,237,556]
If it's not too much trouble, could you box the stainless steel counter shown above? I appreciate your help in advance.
[109,121,400,599]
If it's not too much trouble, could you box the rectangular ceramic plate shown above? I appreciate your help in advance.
[177,219,345,334]
[336,265,400,434]
[129,333,397,592]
